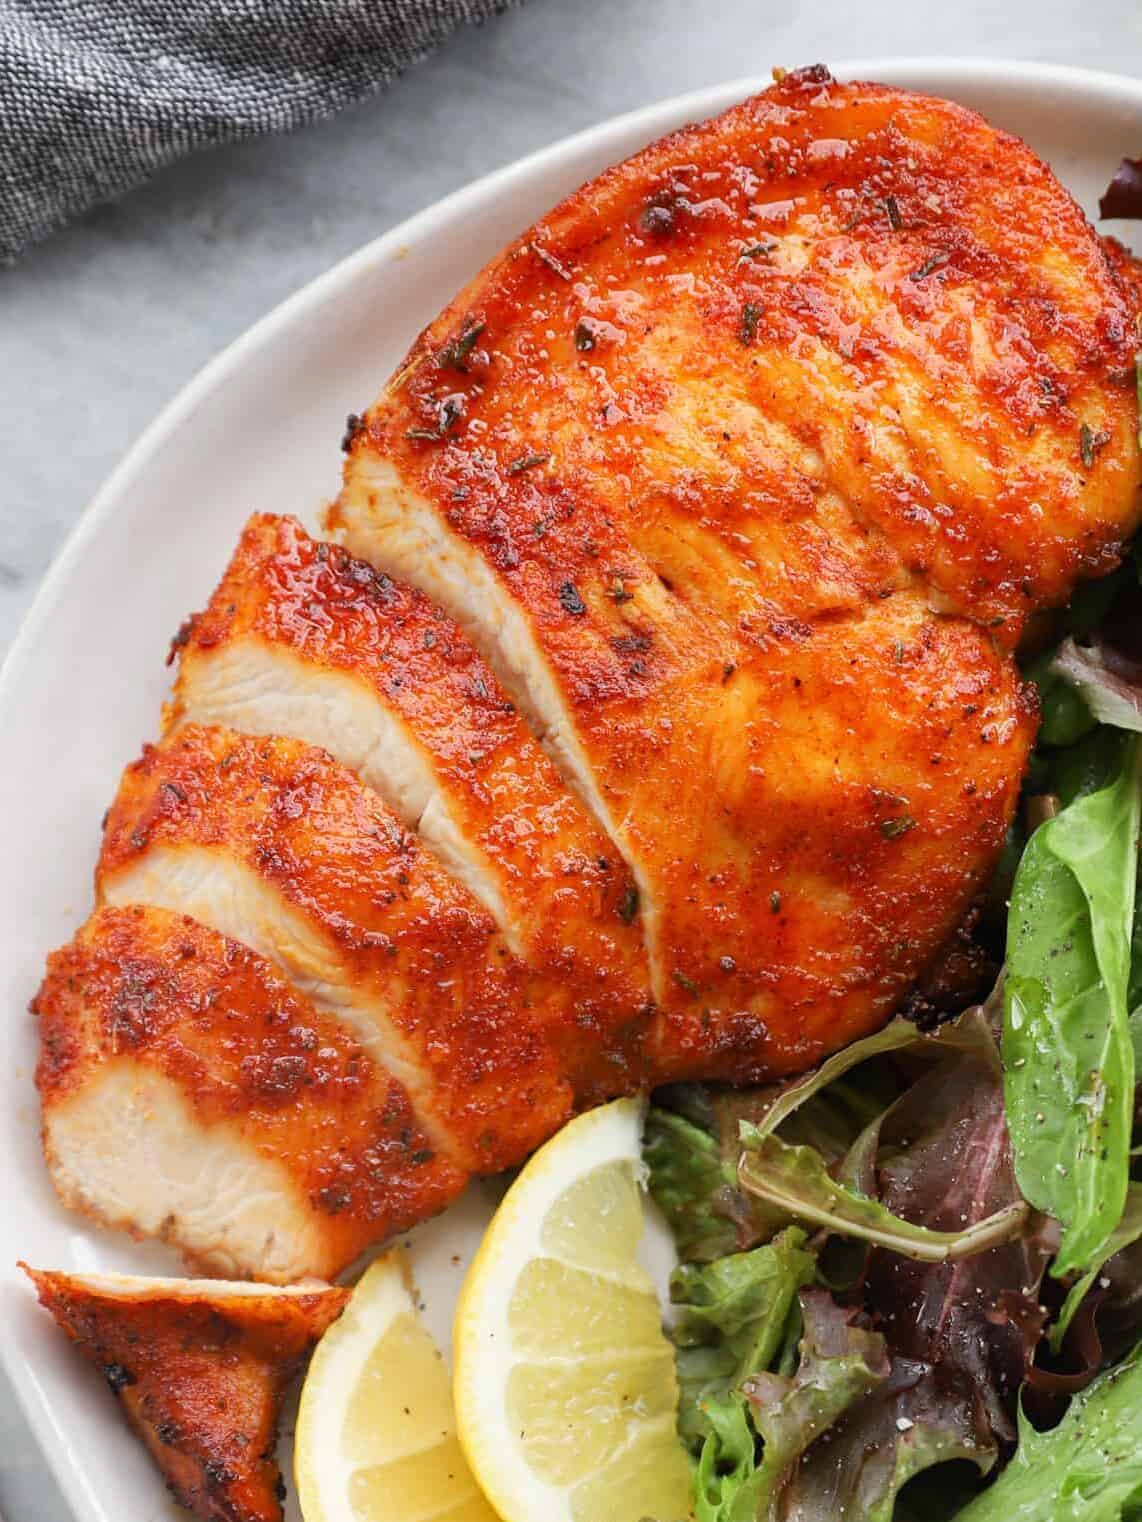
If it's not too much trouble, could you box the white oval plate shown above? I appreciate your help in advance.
[2,58,1140,1522]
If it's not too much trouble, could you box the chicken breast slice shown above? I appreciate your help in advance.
[34,905,465,1280]
[333,70,1099,1072]
[96,725,578,1171]
[23,1265,347,1522]
[170,513,649,1019]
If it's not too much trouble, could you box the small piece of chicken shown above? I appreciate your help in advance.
[34,905,465,1280]
[22,1267,347,1522]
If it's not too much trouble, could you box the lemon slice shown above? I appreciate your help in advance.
[453,1097,693,1522]
[295,1251,499,1522]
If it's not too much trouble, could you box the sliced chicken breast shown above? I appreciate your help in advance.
[34,905,465,1281]
[170,513,650,1019]
[28,73,1142,1288]
[23,1266,346,1522]
[96,724,576,1172]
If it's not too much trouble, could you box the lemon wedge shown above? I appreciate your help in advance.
[295,1250,499,1522]
[453,1097,693,1522]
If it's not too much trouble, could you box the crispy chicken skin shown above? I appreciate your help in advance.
[31,73,1141,1286]
[34,906,465,1280]
[22,1268,346,1522]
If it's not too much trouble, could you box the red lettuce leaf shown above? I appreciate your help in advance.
[776,1360,996,1521]
[742,1292,996,1521]
[865,1047,1050,1445]
[1100,158,1142,220]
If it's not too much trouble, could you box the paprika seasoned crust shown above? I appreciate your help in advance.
[335,66,1129,1070]
[96,725,578,1172]
[341,67,1141,637]
[34,906,465,1282]
[22,1267,347,1522]
[170,513,649,1006]
[1102,233,1142,319]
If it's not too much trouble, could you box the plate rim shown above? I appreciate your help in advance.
[5,55,1142,1522]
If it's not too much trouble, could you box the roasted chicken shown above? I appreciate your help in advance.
[32,69,1141,1285]
[36,905,466,1281]
[22,1267,346,1522]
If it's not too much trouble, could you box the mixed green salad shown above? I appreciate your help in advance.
[643,548,1142,1520]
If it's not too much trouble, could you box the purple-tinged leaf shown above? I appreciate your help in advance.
[1100,157,1142,220]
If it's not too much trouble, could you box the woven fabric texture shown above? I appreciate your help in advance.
[0,0,519,261]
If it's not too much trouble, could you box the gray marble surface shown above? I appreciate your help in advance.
[1,0,1140,1516]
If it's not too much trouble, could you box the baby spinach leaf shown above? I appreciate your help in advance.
[1049,725,1129,808]
[1003,734,1141,1276]
[955,1339,1142,1522]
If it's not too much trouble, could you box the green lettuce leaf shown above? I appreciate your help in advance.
[737,1128,1027,1262]
[1044,556,1142,742]
[1003,733,1141,1275]
[671,1228,814,1521]
[644,1106,746,1262]
[671,1228,814,1452]
[734,1006,999,1147]
[732,1006,1023,1267]
[1052,638,1142,734]
[735,1016,933,1144]
[737,1290,890,1519]
[864,1043,1051,1445]
[956,1340,1142,1522]
[740,1291,996,1522]
[657,1002,1050,1522]
[692,1391,758,1522]
[1027,647,1098,747]
[776,1365,996,1522]
[1130,860,1142,1015]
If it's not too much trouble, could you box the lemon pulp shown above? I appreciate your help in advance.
[296,1252,498,1522]
[454,1099,693,1522]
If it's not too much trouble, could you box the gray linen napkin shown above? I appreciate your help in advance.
[0,0,520,262]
